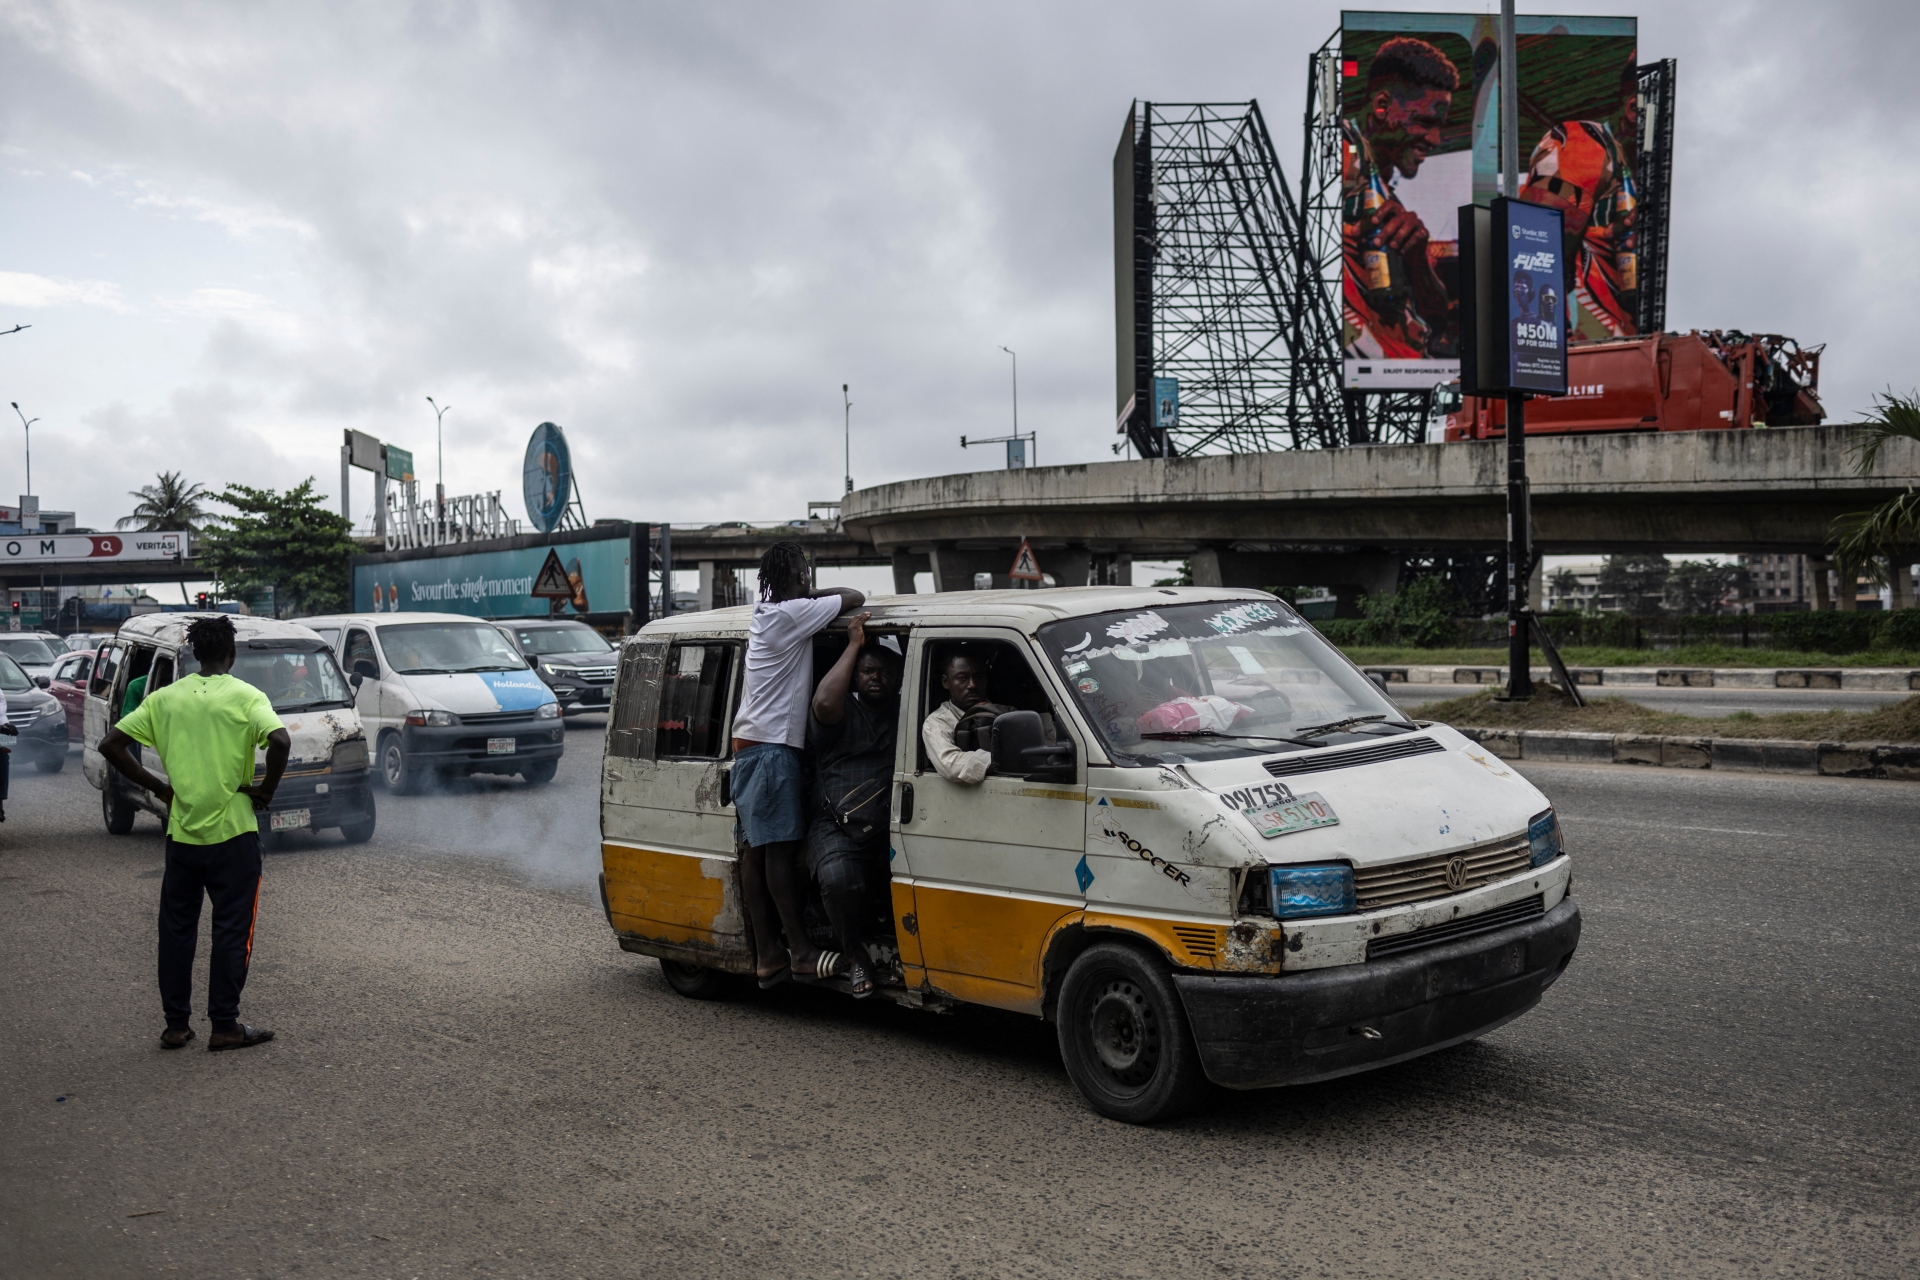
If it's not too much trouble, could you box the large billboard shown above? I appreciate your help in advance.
[351,526,639,621]
[1341,12,1639,390]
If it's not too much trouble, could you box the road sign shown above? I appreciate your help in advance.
[530,547,574,598]
[1008,538,1043,582]
[385,445,415,482]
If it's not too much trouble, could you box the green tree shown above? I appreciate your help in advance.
[1832,391,1920,573]
[198,479,359,618]
[1598,554,1669,615]
[1664,559,1744,615]
[1548,567,1583,611]
[116,470,212,531]
[1359,574,1462,647]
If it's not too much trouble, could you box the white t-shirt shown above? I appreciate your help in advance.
[731,596,844,749]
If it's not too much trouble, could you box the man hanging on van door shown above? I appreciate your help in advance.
[729,542,864,987]
[99,615,291,1052]
[806,613,901,997]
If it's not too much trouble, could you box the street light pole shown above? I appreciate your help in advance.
[1500,0,1533,700]
[10,401,39,496]
[999,346,1026,463]
[426,396,451,522]
[843,383,852,494]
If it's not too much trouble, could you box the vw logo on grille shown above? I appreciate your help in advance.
[1443,856,1470,891]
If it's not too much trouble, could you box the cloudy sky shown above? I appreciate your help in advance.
[0,0,1910,538]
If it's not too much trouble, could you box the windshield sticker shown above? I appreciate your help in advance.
[478,670,553,712]
[1205,602,1279,635]
[1250,624,1311,638]
[1065,661,1090,675]
[1061,632,1093,653]
[1075,676,1100,695]
[1110,639,1192,662]
[1105,612,1170,644]
[1243,791,1340,839]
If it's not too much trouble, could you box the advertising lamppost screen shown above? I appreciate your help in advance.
[1501,198,1568,394]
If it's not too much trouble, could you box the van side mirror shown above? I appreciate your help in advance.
[352,659,378,680]
[527,654,539,669]
[349,672,364,691]
[991,710,1074,781]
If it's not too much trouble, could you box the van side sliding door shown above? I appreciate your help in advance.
[600,637,752,972]
[80,640,125,790]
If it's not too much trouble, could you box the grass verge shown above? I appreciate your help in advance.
[1414,687,1920,744]
[1341,645,1920,669]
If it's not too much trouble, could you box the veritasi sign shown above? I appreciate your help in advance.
[0,533,184,563]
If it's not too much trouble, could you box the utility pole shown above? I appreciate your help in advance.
[10,401,38,498]
[1000,346,1029,463]
[842,384,853,494]
[427,396,450,523]
[1500,0,1533,700]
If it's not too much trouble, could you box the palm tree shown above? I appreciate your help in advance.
[1832,393,1920,598]
[116,471,213,531]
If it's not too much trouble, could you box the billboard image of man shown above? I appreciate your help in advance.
[1521,60,1640,337]
[1341,36,1462,365]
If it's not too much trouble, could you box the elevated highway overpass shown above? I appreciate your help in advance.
[839,426,1920,604]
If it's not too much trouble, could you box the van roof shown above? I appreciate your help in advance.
[635,585,1277,640]
[115,612,334,648]
[290,612,497,629]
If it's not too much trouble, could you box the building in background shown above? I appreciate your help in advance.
[1542,559,1605,612]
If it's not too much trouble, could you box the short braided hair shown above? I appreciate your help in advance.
[758,541,812,603]
[186,613,237,666]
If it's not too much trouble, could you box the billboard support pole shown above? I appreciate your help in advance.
[1499,0,1534,701]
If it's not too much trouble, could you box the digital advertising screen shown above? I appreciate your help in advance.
[1340,11,1638,390]
[1502,198,1568,393]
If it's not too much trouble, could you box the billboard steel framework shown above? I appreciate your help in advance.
[1115,100,1346,457]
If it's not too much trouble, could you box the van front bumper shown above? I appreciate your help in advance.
[400,721,565,772]
[256,767,375,832]
[1172,896,1581,1090]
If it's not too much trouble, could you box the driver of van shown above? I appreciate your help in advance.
[921,651,1012,785]
[806,614,900,999]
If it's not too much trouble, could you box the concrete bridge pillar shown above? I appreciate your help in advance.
[889,550,930,595]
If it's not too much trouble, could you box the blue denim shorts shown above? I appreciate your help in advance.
[731,743,806,847]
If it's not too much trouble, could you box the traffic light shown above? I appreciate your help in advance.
[195,592,212,609]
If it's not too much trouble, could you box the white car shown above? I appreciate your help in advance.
[0,631,66,685]
[293,612,564,793]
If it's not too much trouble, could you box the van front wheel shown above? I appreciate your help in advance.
[659,960,736,1001]
[380,735,422,796]
[1057,942,1208,1124]
[102,781,137,835]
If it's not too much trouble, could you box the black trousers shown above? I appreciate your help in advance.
[158,831,263,1031]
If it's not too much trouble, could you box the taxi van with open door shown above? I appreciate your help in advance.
[82,613,376,843]
[597,587,1580,1122]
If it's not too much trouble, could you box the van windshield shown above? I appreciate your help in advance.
[1036,600,1414,766]
[378,621,527,675]
[180,644,354,712]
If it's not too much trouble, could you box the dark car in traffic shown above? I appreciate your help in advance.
[495,619,617,714]
[1,652,69,772]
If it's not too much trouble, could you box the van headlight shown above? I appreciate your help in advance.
[1270,864,1355,919]
[405,709,458,727]
[331,738,369,773]
[1528,809,1564,867]
[535,702,561,719]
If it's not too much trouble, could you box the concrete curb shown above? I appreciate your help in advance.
[1454,727,1920,781]
[1366,664,1920,692]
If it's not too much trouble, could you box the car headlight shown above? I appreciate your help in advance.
[1528,809,1564,867]
[541,663,579,678]
[331,738,369,773]
[1270,864,1355,919]
[535,702,561,720]
[405,709,459,727]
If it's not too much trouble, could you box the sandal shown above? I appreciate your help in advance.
[846,959,874,999]
[756,964,791,990]
[794,951,842,982]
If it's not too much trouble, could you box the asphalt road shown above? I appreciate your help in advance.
[4,723,1917,1278]
[1391,682,1911,718]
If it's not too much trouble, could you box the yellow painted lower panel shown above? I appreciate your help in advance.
[912,884,1078,997]
[889,880,924,969]
[602,843,740,949]
[923,969,1046,1017]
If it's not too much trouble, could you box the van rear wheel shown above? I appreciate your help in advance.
[659,960,736,1001]
[1056,942,1208,1124]
[102,781,136,835]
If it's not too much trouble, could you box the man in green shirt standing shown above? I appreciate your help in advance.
[101,615,291,1052]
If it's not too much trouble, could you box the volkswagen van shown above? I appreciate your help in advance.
[293,612,564,793]
[597,587,1580,1123]
[82,614,376,842]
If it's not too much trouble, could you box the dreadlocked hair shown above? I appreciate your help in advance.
[186,613,238,666]
[758,541,812,603]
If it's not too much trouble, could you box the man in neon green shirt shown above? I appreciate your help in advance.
[102,615,291,1052]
